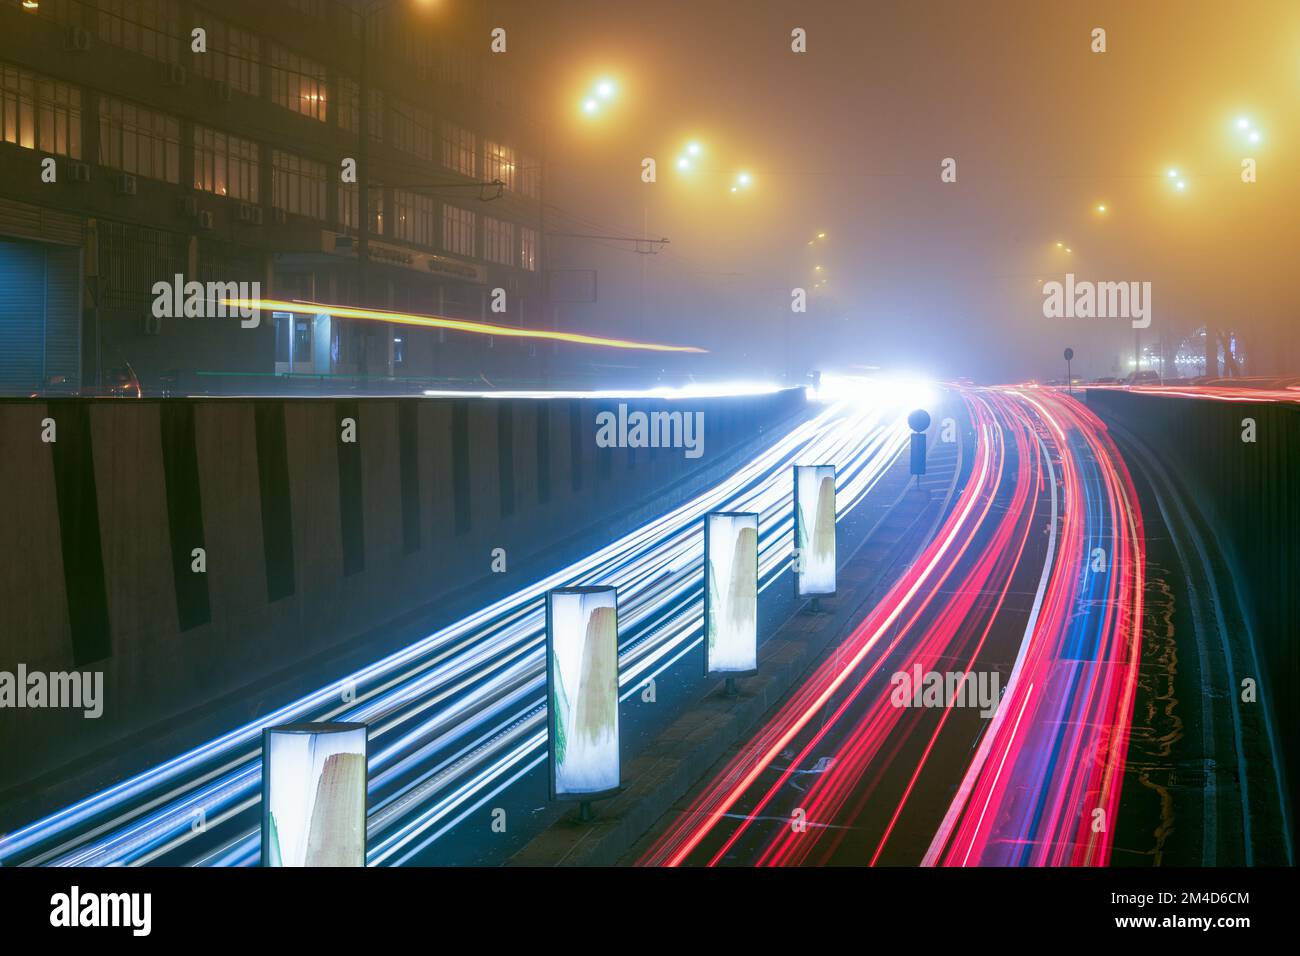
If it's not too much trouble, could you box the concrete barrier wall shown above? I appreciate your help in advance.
[1086,389,1298,828]
[0,389,806,801]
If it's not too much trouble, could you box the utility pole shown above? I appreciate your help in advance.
[357,9,370,379]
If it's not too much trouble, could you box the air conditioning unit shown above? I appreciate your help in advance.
[162,63,187,87]
[114,173,137,196]
[68,161,91,183]
[271,208,288,226]
[196,210,215,231]
[64,26,92,52]
[214,80,233,102]
[237,202,262,225]
[180,195,200,217]
[142,313,163,336]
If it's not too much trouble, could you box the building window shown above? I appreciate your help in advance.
[442,205,476,258]
[519,226,537,272]
[22,0,82,27]
[483,140,515,190]
[270,45,327,122]
[193,125,259,201]
[96,0,180,64]
[390,98,433,161]
[192,16,260,96]
[98,96,177,182]
[441,121,476,177]
[337,77,382,139]
[519,155,540,198]
[339,182,383,234]
[272,149,326,220]
[0,64,81,158]
[438,48,478,96]
[484,216,514,266]
[394,189,435,247]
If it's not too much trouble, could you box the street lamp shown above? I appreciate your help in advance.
[579,78,618,117]
[541,74,623,347]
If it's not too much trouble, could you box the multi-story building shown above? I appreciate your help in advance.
[0,0,546,394]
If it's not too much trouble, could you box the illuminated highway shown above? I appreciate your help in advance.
[0,381,926,868]
[638,388,1146,866]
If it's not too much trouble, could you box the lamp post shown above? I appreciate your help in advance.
[536,77,620,377]
[355,0,434,378]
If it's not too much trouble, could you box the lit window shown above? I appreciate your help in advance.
[193,125,259,201]
[483,140,515,190]
[484,216,514,266]
[99,95,178,181]
[441,121,476,177]
[272,149,327,220]
[270,45,327,122]
[394,189,435,247]
[519,226,537,272]
[442,205,476,257]
[0,63,81,158]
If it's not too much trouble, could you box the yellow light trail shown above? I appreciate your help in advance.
[225,298,707,354]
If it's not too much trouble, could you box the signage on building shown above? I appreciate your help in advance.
[321,232,486,284]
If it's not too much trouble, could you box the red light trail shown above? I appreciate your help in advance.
[638,387,1145,867]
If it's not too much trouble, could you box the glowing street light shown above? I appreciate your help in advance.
[579,77,618,118]
[686,141,701,156]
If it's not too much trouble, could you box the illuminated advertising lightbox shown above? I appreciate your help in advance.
[704,511,759,674]
[261,722,367,867]
[546,587,620,799]
[794,465,837,597]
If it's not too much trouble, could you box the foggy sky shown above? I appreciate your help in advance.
[489,0,1299,382]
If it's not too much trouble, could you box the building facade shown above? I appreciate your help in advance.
[0,0,545,395]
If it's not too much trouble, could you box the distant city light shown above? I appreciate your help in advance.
[583,98,599,114]
[596,80,616,100]
[687,142,701,156]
